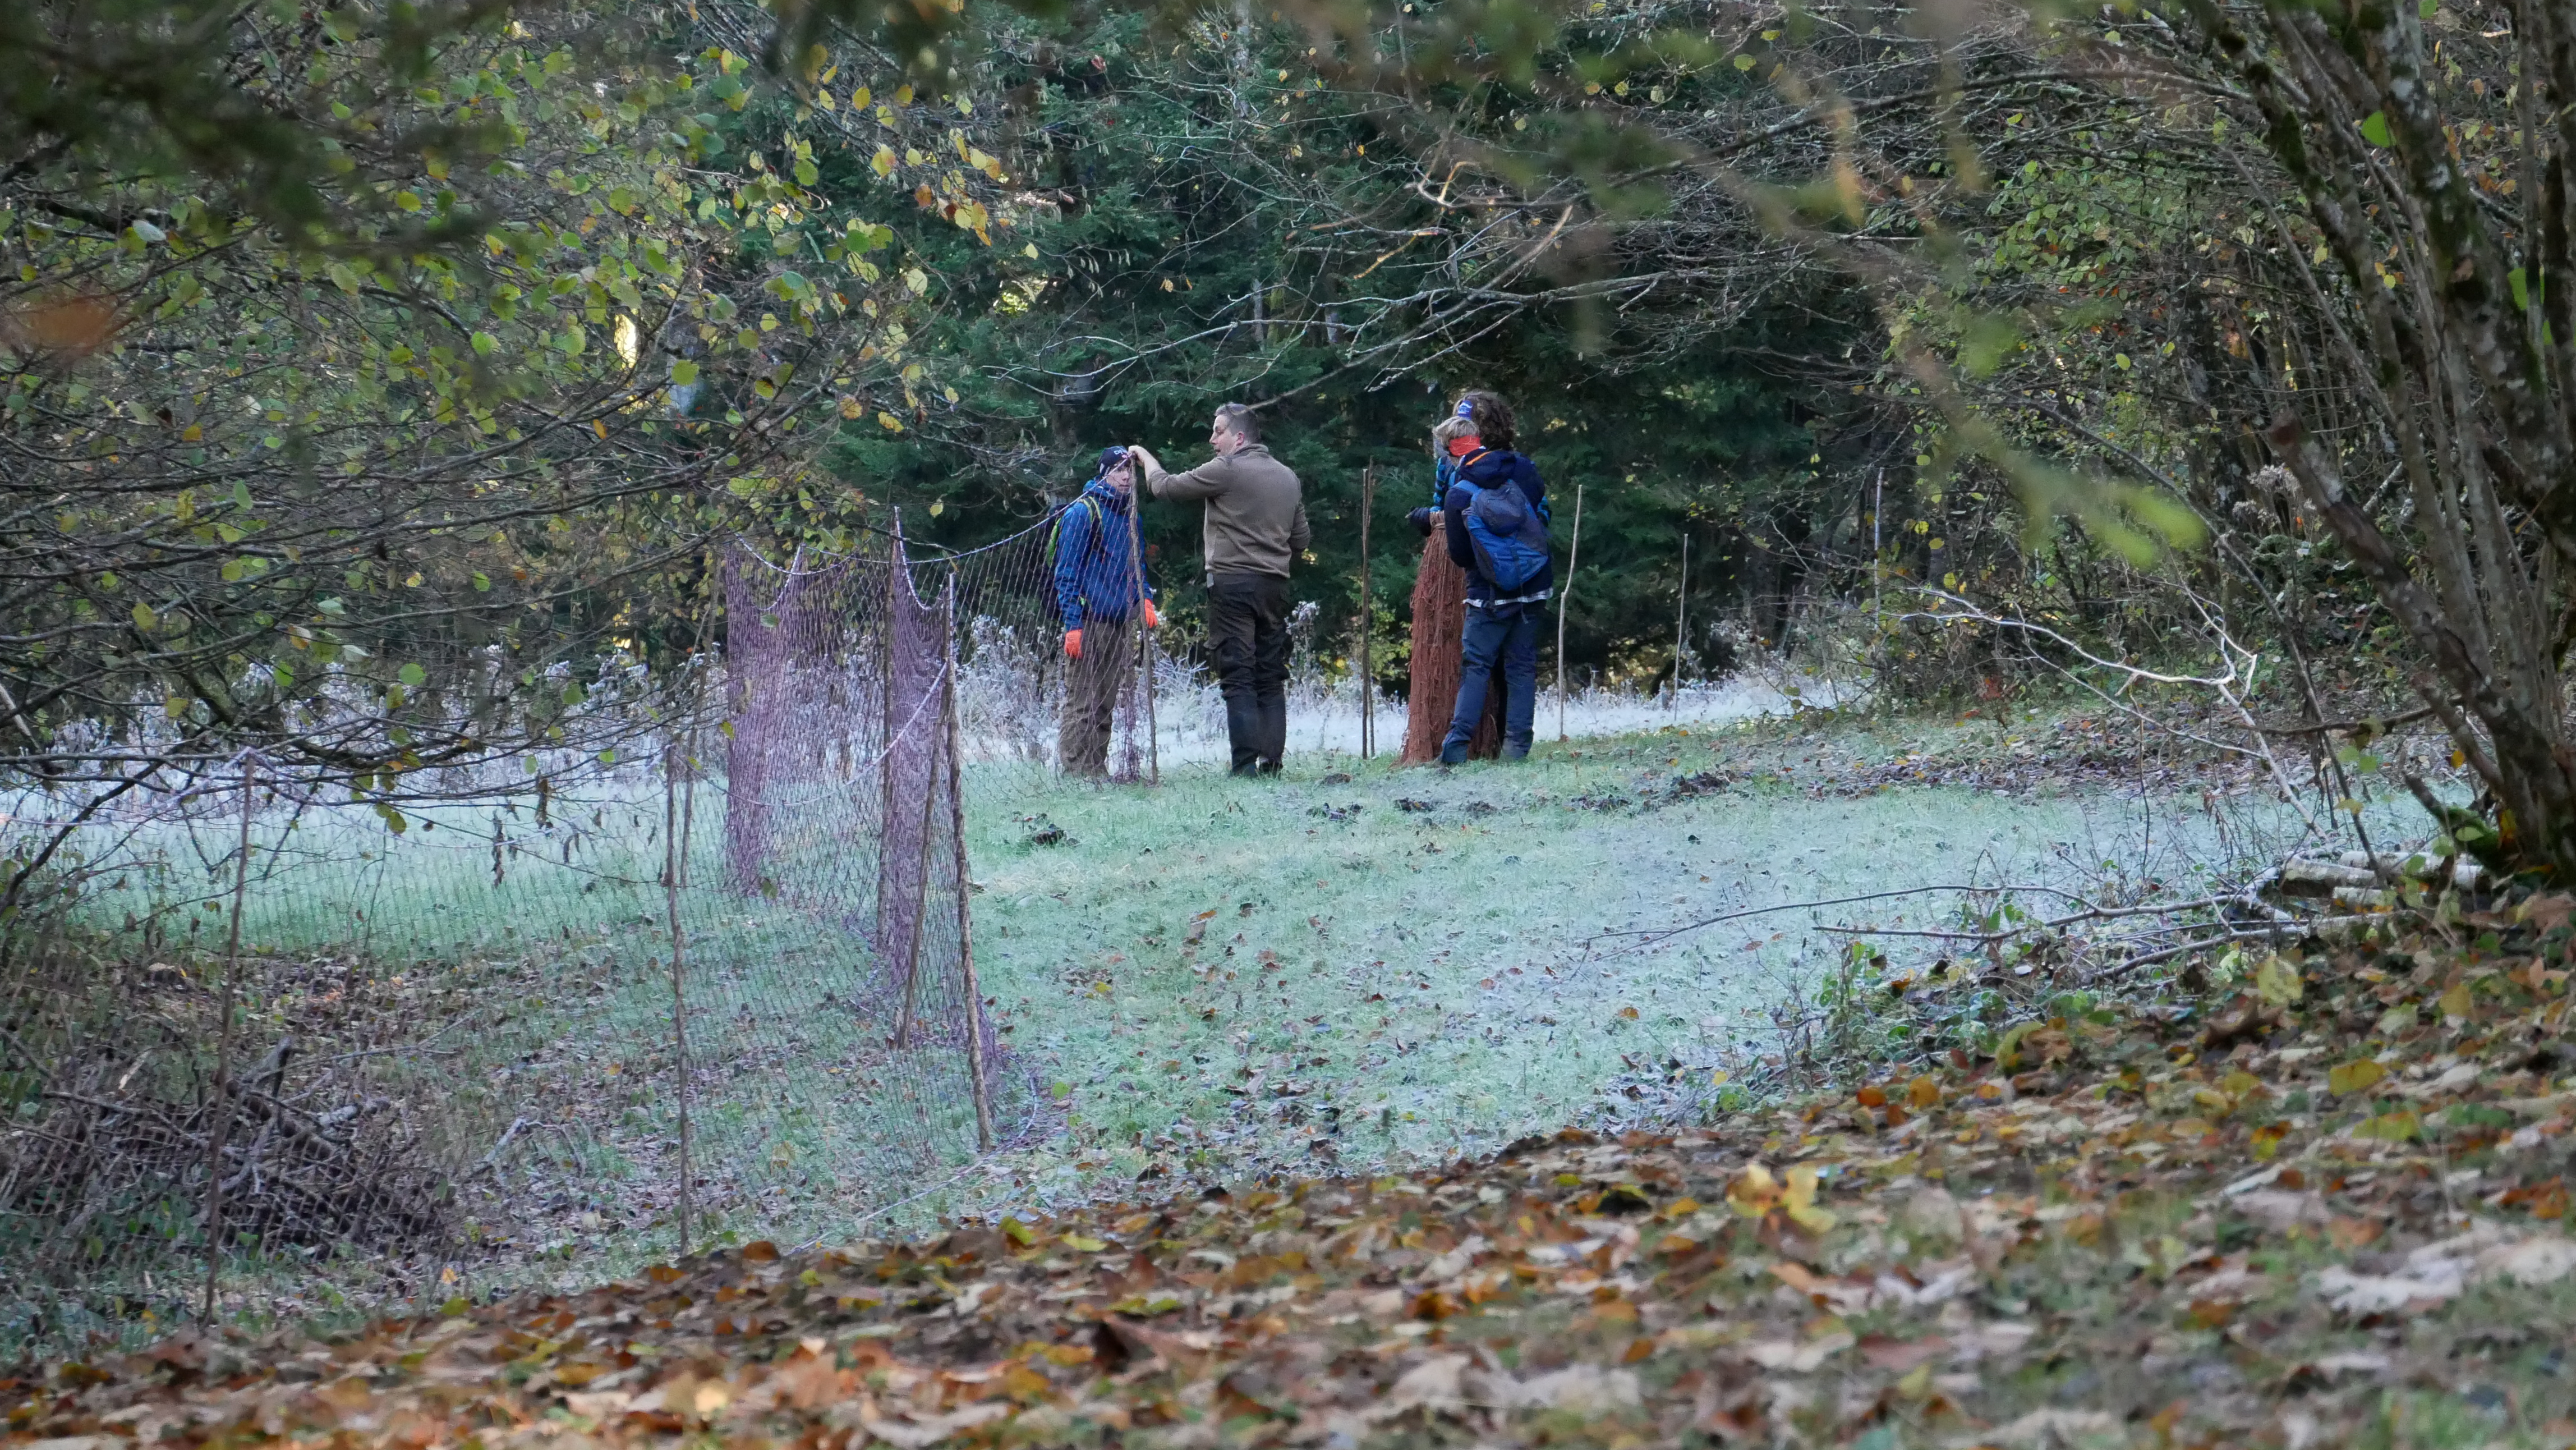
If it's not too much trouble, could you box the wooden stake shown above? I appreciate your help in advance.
[1556,484,1583,742]
[1672,532,1689,714]
[893,773,936,1048]
[1126,464,1159,784]
[1871,467,1885,637]
[1358,464,1376,760]
[202,757,254,1323]
[664,734,691,1256]
[942,588,995,1150]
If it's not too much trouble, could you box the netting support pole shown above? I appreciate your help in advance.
[1671,530,1689,714]
[1129,479,1159,785]
[1557,484,1583,742]
[944,604,996,1150]
[892,745,938,1049]
[201,756,254,1324]
[1359,464,1376,761]
[664,733,691,1258]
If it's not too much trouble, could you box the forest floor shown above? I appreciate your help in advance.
[22,886,2576,1449]
[32,703,2576,1448]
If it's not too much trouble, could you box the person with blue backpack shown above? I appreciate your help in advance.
[1052,446,1159,778]
[1422,391,1552,764]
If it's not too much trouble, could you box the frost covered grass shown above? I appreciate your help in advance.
[950,710,2421,1222]
[57,703,2423,1254]
[953,638,1856,770]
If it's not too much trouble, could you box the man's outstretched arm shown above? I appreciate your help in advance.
[1142,449,1227,501]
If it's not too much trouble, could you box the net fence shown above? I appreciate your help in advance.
[0,516,1174,1350]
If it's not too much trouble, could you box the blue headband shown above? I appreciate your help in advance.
[1454,400,1475,419]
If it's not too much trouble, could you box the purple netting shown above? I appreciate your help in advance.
[716,534,1013,1149]
[4,515,1153,1344]
[877,533,947,1045]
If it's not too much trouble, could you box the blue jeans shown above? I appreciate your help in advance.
[1442,606,1540,761]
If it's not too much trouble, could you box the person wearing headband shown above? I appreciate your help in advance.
[1431,391,1552,764]
[1399,407,1498,763]
[1052,446,1159,779]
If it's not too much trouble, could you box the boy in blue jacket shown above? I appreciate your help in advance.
[1054,447,1159,778]
[1430,393,1551,764]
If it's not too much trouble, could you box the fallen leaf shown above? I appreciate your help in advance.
[2476,1233,2576,1286]
[2316,1264,2462,1313]
[1743,1330,1854,1372]
[1981,1408,2120,1446]
[857,1401,1011,1447]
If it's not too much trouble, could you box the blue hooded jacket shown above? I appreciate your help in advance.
[1052,475,1153,630]
[1442,447,1553,606]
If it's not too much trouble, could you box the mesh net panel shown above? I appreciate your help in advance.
[1,516,1156,1348]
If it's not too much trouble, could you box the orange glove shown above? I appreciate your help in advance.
[1142,600,1161,628]
[1063,628,1083,659]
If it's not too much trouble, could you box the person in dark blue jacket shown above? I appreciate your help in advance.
[1053,447,1159,778]
[1432,392,1551,764]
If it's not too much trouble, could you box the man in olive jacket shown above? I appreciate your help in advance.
[1129,403,1310,776]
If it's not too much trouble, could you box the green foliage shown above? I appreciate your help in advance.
[0,3,1004,914]
[761,4,1856,686]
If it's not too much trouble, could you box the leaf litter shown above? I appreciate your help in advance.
[23,895,2576,1447]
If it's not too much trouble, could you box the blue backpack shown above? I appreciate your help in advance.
[1457,453,1552,592]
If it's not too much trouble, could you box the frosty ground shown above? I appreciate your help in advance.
[939,706,2400,1229]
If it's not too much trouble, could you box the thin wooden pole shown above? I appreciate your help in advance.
[1358,464,1376,760]
[941,589,995,1150]
[664,734,690,1256]
[679,599,710,893]
[1671,531,1689,714]
[1126,466,1159,784]
[1556,484,1583,742]
[1871,467,1885,637]
[893,773,936,1048]
[202,756,254,1323]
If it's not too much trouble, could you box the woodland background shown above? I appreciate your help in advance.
[10,0,2492,868]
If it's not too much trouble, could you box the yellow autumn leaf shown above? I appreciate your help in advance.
[2439,981,2474,1020]
[1061,1233,1107,1251]
[1784,1165,1836,1232]
[2327,1058,2388,1095]
[838,395,863,420]
[871,146,896,178]
[876,411,904,432]
[2255,955,2303,1007]
[1726,1162,1779,1218]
